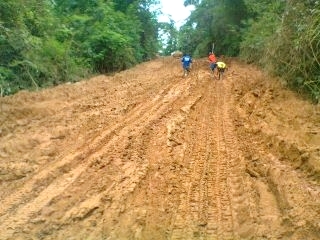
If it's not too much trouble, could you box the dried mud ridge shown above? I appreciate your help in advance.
[0,58,320,240]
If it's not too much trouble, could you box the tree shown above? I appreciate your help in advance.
[240,0,320,101]
[0,0,82,93]
[240,0,285,63]
[179,0,247,57]
[0,0,161,95]
[158,21,178,55]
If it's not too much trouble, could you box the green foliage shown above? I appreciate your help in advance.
[158,21,179,55]
[132,2,159,60]
[54,0,159,71]
[0,0,159,96]
[179,0,318,100]
[240,0,285,63]
[0,67,15,96]
[179,0,247,57]
[0,0,91,95]
[178,24,203,57]
[275,1,320,102]
[68,2,135,72]
[184,0,200,7]
[241,0,320,102]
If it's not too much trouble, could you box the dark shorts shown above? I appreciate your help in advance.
[210,63,217,70]
[183,65,191,71]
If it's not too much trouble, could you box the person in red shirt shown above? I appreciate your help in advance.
[208,52,217,75]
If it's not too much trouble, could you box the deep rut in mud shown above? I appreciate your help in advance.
[0,57,319,239]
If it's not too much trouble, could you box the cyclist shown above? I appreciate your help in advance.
[216,61,227,80]
[181,53,192,76]
[208,52,217,75]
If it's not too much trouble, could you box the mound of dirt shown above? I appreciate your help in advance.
[0,57,319,239]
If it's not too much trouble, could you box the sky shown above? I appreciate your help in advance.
[157,0,195,29]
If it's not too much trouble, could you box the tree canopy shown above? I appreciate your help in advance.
[1,0,318,101]
[240,0,320,102]
[170,0,319,102]
[0,0,160,95]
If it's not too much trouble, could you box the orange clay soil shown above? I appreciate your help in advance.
[0,57,319,240]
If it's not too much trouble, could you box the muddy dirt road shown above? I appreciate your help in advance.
[0,57,320,239]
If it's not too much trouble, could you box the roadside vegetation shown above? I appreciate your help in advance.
[1,0,319,101]
[178,0,320,102]
[0,0,159,95]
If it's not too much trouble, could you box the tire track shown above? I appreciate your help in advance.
[172,112,212,238]
[169,76,254,239]
[204,81,234,239]
[0,78,192,239]
[214,80,256,238]
[169,76,227,239]
[1,58,320,240]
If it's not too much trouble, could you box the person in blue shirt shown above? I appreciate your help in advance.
[181,53,192,76]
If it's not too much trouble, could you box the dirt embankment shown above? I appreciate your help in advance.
[0,57,319,240]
